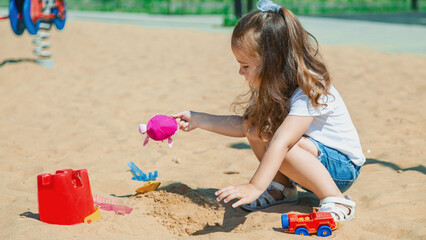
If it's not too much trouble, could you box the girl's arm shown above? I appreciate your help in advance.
[172,111,246,137]
[215,115,313,208]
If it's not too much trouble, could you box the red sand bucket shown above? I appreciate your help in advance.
[37,169,100,225]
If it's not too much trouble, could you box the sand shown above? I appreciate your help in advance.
[0,20,425,240]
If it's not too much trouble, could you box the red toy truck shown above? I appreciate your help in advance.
[281,209,339,237]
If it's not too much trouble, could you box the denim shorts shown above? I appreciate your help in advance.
[306,137,362,193]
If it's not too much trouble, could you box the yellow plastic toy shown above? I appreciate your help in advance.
[84,206,101,224]
[135,181,161,194]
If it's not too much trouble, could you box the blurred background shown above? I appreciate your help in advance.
[1,0,425,26]
[0,0,425,54]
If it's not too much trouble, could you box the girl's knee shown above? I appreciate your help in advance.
[284,144,303,162]
[284,139,318,162]
[297,137,318,157]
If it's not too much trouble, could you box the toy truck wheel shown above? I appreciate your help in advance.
[281,214,289,229]
[317,225,332,237]
[294,227,309,236]
[22,0,41,35]
[8,0,25,35]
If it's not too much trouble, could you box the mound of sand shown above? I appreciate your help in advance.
[136,184,225,236]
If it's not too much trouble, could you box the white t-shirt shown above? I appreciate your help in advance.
[288,86,365,166]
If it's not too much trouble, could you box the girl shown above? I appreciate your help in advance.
[172,0,364,222]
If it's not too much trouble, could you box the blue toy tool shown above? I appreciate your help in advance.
[127,162,158,181]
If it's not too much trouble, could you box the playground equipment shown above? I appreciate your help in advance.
[1,0,67,67]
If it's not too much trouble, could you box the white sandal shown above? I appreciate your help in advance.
[318,195,356,222]
[240,181,299,211]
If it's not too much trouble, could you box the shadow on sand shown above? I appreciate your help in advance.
[158,183,250,235]
[19,211,40,220]
[229,142,251,150]
[0,58,36,67]
[192,190,318,235]
[365,158,425,175]
[151,183,319,235]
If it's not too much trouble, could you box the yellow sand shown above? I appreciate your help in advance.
[0,21,425,239]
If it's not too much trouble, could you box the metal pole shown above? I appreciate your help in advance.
[412,0,418,11]
[235,0,242,18]
[247,0,253,12]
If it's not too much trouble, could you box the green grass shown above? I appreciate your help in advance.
[63,0,232,14]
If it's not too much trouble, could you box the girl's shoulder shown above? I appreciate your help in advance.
[290,85,339,103]
[289,85,341,116]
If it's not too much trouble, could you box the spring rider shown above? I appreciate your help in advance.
[1,0,67,67]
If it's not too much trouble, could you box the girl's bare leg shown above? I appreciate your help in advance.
[247,132,344,200]
[279,139,344,199]
[246,133,293,188]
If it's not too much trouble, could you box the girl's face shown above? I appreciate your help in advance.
[232,47,261,88]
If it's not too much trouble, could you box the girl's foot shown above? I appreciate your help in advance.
[318,195,355,222]
[240,181,299,211]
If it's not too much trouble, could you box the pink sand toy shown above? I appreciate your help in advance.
[93,194,133,215]
[139,114,179,147]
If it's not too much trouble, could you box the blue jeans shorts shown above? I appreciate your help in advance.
[304,137,362,193]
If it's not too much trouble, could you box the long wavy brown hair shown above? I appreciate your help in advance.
[232,8,331,141]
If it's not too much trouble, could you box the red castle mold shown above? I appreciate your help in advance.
[37,169,98,225]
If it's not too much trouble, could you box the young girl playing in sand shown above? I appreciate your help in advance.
[172,0,364,222]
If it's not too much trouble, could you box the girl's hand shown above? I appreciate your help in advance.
[171,111,198,132]
[215,183,263,208]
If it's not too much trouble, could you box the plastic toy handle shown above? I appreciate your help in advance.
[127,162,145,179]
[40,174,52,185]
[127,162,158,181]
